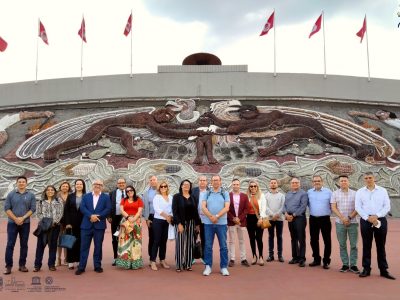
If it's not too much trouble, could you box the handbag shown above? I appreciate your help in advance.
[193,232,202,259]
[250,197,271,229]
[58,228,77,249]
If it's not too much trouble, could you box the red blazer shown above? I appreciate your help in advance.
[228,192,248,227]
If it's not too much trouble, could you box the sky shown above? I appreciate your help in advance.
[0,0,399,84]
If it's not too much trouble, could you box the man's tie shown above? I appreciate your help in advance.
[121,190,125,199]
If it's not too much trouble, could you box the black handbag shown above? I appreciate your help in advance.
[58,228,77,249]
[193,232,202,259]
[33,217,53,237]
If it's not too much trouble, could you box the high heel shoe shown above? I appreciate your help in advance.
[251,255,257,265]
[258,257,264,266]
[150,261,158,271]
[160,260,170,269]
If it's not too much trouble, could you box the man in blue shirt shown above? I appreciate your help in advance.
[142,175,158,260]
[201,175,230,276]
[307,175,332,269]
[4,176,36,275]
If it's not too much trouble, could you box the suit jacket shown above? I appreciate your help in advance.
[108,189,125,218]
[227,192,249,227]
[80,192,111,230]
[172,193,201,226]
[64,192,84,229]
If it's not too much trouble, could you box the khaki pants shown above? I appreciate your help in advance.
[228,225,247,261]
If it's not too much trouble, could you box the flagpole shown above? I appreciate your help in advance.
[35,18,39,84]
[322,10,327,79]
[130,9,133,78]
[80,15,84,81]
[365,15,371,82]
[273,9,276,77]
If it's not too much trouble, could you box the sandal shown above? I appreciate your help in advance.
[160,260,170,269]
[186,267,193,271]
[33,267,40,272]
[49,266,56,271]
[176,269,182,272]
[150,261,158,271]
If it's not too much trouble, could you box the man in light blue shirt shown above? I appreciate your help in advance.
[355,172,395,280]
[307,175,332,269]
[201,175,230,276]
[142,175,158,259]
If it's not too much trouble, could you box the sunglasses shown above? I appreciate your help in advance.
[126,190,134,193]
[249,185,257,188]
[160,185,168,188]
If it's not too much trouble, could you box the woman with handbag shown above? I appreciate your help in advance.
[172,179,201,272]
[246,180,267,266]
[150,181,173,271]
[115,185,144,269]
[33,185,64,272]
[64,179,86,270]
[56,181,71,267]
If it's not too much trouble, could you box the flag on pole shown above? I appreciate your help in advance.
[124,13,132,36]
[0,36,7,52]
[309,14,322,38]
[78,17,87,42]
[38,20,49,45]
[356,16,367,43]
[259,11,274,36]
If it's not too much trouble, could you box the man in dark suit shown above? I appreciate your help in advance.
[75,179,111,275]
[228,178,249,267]
[107,178,126,266]
[192,175,208,261]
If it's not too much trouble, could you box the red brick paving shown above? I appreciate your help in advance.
[0,218,399,300]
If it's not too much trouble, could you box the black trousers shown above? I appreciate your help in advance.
[246,214,264,258]
[360,217,388,272]
[150,218,169,261]
[199,222,205,259]
[268,220,283,257]
[111,215,123,259]
[147,214,154,257]
[309,215,332,265]
[288,216,306,262]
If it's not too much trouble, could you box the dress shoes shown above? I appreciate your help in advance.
[266,256,274,262]
[380,272,396,280]
[288,259,298,264]
[3,267,11,275]
[298,261,305,267]
[229,260,235,267]
[241,260,250,267]
[18,266,28,272]
[94,267,103,273]
[323,263,330,270]
[278,256,284,263]
[75,269,85,275]
[309,261,321,267]
[359,269,371,278]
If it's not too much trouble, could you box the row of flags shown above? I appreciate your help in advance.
[0,13,133,51]
[259,12,367,42]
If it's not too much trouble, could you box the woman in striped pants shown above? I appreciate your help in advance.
[172,180,201,272]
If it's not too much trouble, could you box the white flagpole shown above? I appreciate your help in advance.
[273,9,276,77]
[35,18,39,84]
[130,9,133,78]
[365,15,371,82]
[80,14,84,81]
[322,11,327,79]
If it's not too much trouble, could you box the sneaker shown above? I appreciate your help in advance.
[203,265,212,276]
[350,266,360,274]
[112,259,116,266]
[266,256,274,262]
[221,268,230,276]
[339,265,349,272]
[228,260,235,267]
[278,256,284,263]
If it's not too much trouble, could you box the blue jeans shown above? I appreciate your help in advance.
[204,224,228,269]
[34,225,61,268]
[5,222,30,268]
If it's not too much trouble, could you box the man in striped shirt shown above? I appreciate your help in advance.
[330,175,359,274]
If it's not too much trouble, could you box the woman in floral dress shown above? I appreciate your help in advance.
[116,185,144,269]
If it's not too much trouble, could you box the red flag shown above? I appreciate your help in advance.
[78,17,87,42]
[259,11,274,36]
[0,36,7,52]
[309,14,322,38]
[38,20,49,45]
[356,16,367,43]
[123,13,132,36]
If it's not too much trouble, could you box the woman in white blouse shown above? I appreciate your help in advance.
[150,180,173,271]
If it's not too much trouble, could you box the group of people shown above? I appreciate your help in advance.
[3,171,396,280]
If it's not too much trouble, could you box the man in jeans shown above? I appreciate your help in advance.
[201,175,230,276]
[330,175,359,274]
[4,176,36,275]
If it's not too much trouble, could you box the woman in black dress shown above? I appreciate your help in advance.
[63,179,86,270]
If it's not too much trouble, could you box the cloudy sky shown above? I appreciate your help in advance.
[0,0,399,84]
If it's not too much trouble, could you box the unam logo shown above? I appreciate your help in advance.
[45,276,53,285]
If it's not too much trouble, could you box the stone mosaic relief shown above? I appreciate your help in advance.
[1,99,400,216]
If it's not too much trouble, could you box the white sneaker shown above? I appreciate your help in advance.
[203,265,212,276]
[221,268,230,276]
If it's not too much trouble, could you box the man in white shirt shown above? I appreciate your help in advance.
[265,179,285,263]
[355,172,395,280]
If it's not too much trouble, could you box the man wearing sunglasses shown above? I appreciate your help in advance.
[355,172,395,280]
